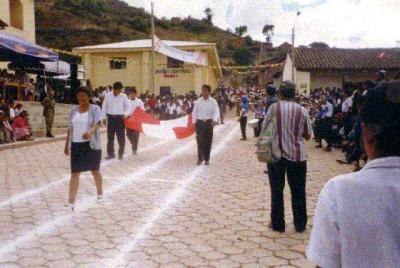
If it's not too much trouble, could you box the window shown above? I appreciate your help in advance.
[110,57,127,70]
[167,57,184,69]
[9,0,24,30]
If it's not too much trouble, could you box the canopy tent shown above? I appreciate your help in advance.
[8,60,70,76]
[0,31,58,62]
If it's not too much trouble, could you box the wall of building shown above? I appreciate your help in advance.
[0,0,36,42]
[310,70,343,90]
[296,70,311,94]
[81,48,219,96]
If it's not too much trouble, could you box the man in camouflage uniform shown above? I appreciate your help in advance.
[42,89,56,138]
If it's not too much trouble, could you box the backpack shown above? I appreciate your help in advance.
[255,103,282,163]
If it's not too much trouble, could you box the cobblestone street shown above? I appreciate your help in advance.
[0,116,353,268]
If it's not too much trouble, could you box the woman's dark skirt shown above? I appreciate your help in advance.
[71,142,102,173]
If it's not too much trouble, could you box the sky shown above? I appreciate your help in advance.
[124,0,400,48]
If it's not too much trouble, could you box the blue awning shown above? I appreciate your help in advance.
[0,32,58,61]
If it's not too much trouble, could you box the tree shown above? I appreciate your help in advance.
[309,42,329,48]
[204,7,213,25]
[233,48,254,66]
[244,35,253,46]
[235,25,248,37]
[262,24,274,44]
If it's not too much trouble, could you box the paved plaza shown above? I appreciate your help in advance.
[0,115,353,268]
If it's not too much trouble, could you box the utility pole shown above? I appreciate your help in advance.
[151,1,156,96]
[292,11,301,86]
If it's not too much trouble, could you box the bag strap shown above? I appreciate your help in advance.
[275,102,283,151]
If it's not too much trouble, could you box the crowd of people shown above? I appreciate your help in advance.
[0,97,33,144]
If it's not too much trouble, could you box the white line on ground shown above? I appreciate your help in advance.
[0,124,230,259]
[0,139,170,211]
[105,125,239,267]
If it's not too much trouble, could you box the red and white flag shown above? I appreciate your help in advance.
[125,108,195,140]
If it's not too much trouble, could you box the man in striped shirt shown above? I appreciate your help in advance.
[265,81,312,233]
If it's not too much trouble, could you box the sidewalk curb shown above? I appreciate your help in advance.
[0,129,107,152]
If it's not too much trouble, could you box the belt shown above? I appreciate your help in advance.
[107,114,124,118]
[197,119,213,123]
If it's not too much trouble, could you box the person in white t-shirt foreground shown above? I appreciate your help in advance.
[127,87,144,155]
[307,80,400,268]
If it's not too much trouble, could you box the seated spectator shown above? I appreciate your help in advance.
[12,111,34,141]
[14,103,23,117]
[307,80,400,267]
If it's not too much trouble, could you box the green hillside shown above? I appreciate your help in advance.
[34,0,263,65]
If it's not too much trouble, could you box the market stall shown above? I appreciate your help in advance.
[0,31,58,101]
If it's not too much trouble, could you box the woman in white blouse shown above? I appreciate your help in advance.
[64,87,103,211]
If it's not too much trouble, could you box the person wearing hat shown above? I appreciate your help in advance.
[307,80,400,267]
[102,82,131,160]
[375,70,387,86]
[264,80,312,233]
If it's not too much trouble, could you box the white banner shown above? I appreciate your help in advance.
[154,35,208,66]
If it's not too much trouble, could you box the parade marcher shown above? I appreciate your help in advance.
[307,80,400,268]
[127,87,144,155]
[42,89,56,138]
[192,84,220,166]
[102,82,130,160]
[264,81,312,233]
[64,87,104,211]
[239,95,249,141]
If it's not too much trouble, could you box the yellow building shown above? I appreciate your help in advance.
[73,39,222,95]
[0,0,36,42]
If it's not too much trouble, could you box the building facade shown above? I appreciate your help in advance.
[73,40,222,96]
[282,47,400,93]
[0,0,36,42]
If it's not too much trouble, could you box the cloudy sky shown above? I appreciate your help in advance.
[124,0,400,48]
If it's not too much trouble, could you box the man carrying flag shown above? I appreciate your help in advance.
[192,84,220,166]
[127,87,144,155]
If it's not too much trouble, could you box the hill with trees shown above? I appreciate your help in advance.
[35,0,266,65]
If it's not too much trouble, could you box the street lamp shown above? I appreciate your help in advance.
[291,11,301,84]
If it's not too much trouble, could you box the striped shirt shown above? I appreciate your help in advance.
[265,101,312,162]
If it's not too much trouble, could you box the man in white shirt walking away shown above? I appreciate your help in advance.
[127,87,144,155]
[192,84,220,166]
[307,81,400,268]
[102,82,131,160]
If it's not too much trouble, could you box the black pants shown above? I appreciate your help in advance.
[196,120,214,162]
[267,158,307,231]
[254,118,264,137]
[240,116,247,139]
[126,129,140,152]
[321,117,333,148]
[107,115,125,158]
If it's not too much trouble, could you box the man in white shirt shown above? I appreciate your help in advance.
[102,82,130,160]
[126,87,144,155]
[192,84,220,166]
[307,81,400,268]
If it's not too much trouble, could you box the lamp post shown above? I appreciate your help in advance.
[291,11,301,85]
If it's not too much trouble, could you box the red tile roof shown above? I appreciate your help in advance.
[294,47,400,70]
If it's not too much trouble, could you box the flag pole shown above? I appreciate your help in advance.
[151,1,156,96]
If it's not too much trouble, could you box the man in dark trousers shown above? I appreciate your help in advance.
[264,81,312,233]
[192,85,220,166]
[102,82,130,160]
